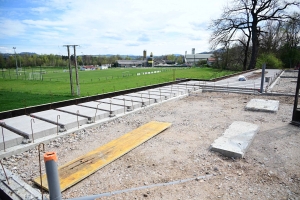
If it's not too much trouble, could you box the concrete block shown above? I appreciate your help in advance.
[3,115,58,140]
[56,105,109,122]
[150,88,180,97]
[97,98,142,111]
[113,95,150,106]
[0,128,23,150]
[125,93,158,103]
[160,86,188,94]
[139,90,171,99]
[210,121,259,158]
[245,99,279,113]
[31,110,88,131]
[79,101,125,116]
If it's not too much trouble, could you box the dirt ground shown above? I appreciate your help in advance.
[2,91,300,200]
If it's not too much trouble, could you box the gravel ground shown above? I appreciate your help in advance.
[2,90,300,199]
[271,78,298,94]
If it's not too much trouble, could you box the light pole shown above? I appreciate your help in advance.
[13,47,18,78]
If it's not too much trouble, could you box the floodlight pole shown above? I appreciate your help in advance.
[13,47,18,78]
[64,45,74,96]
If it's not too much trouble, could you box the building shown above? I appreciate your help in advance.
[80,65,98,71]
[116,60,147,67]
[185,54,213,65]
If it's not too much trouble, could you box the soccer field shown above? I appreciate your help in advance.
[0,67,234,111]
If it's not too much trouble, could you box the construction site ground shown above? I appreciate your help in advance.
[1,70,299,199]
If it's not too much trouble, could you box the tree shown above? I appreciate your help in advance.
[210,0,300,70]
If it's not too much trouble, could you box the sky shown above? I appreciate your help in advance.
[0,0,228,56]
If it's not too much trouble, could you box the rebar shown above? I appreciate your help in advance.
[94,103,101,122]
[37,143,45,200]
[1,122,6,152]
[76,110,79,129]
[31,118,35,143]
[0,160,9,185]
[57,115,60,135]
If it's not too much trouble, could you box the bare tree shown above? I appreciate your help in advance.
[210,0,300,70]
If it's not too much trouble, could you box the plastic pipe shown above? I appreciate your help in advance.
[44,152,62,200]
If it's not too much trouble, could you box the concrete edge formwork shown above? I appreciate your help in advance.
[0,91,194,159]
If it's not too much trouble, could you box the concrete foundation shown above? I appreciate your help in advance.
[79,101,125,116]
[150,88,180,97]
[97,98,142,111]
[245,99,279,113]
[56,105,109,122]
[3,115,58,140]
[160,86,188,94]
[210,121,259,158]
[0,128,23,151]
[31,110,88,131]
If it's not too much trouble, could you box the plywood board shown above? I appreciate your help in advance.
[33,121,171,191]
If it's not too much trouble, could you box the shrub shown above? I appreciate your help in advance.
[256,53,283,69]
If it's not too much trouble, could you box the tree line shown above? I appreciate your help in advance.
[209,0,300,71]
[0,54,130,69]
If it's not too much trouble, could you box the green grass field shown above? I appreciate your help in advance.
[0,67,235,112]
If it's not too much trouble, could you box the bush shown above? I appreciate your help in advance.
[256,53,283,69]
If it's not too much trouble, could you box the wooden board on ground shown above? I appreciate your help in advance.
[33,121,171,192]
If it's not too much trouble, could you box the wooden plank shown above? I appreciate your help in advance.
[33,121,171,192]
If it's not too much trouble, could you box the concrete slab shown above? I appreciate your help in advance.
[0,128,23,150]
[79,101,125,116]
[113,95,150,106]
[3,115,58,140]
[31,110,88,131]
[96,98,142,111]
[56,105,109,122]
[125,93,160,103]
[137,90,171,100]
[210,121,259,158]
[245,99,279,113]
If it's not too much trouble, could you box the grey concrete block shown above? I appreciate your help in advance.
[245,99,279,113]
[56,105,109,122]
[210,121,259,158]
[79,101,125,116]
[3,115,58,140]
[113,95,149,106]
[0,128,23,150]
[125,93,158,103]
[139,90,171,99]
[31,110,88,130]
[97,98,142,111]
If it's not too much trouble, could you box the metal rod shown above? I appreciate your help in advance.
[76,110,79,129]
[31,118,35,143]
[94,103,101,123]
[123,98,126,114]
[37,143,45,200]
[57,115,60,135]
[0,160,9,185]
[131,99,134,110]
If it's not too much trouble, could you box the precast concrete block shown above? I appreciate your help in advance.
[56,105,109,122]
[79,101,125,116]
[113,95,149,106]
[150,89,179,97]
[125,93,158,103]
[245,99,279,113]
[140,90,171,99]
[210,121,259,158]
[3,115,58,140]
[97,98,142,111]
[31,110,88,131]
[0,128,23,150]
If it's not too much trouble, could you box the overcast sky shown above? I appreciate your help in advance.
[0,0,228,55]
